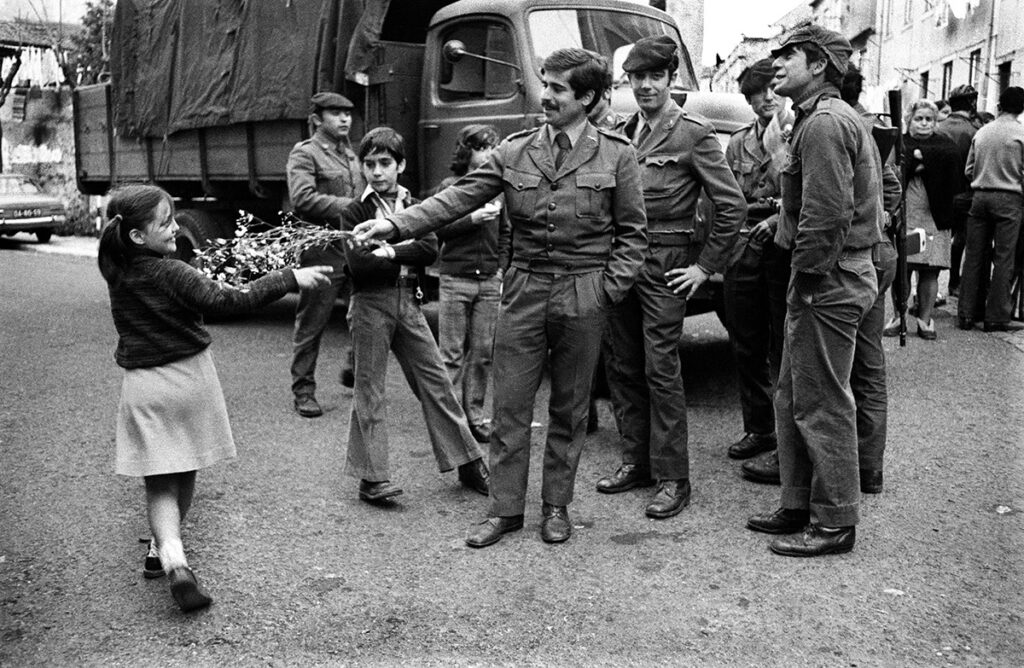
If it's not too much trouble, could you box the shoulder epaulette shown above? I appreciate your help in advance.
[730,121,756,136]
[504,127,537,142]
[596,126,631,144]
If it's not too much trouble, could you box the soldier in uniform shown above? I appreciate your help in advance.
[719,58,792,475]
[746,25,882,557]
[597,35,746,519]
[287,92,364,417]
[354,48,647,547]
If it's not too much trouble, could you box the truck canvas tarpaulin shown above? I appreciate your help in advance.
[110,0,397,137]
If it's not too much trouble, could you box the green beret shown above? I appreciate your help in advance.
[738,58,776,96]
[310,92,354,111]
[771,23,852,76]
[622,35,679,73]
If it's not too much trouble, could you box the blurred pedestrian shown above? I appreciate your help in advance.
[937,84,982,299]
[287,92,364,418]
[936,99,951,122]
[883,100,961,340]
[598,35,745,519]
[746,25,881,557]
[433,124,510,444]
[98,184,331,612]
[338,127,489,503]
[959,86,1024,332]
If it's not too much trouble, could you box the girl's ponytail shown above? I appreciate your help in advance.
[96,185,173,286]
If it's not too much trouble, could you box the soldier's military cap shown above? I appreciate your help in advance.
[738,58,776,96]
[948,84,978,100]
[310,91,354,111]
[622,35,679,73]
[771,23,852,76]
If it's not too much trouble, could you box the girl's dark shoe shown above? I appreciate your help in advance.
[143,539,164,579]
[168,567,213,612]
[358,479,403,502]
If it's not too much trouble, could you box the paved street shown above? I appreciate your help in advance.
[1,236,1022,666]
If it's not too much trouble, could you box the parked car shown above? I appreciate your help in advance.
[0,174,66,243]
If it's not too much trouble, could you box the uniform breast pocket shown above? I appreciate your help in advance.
[502,169,542,219]
[780,155,802,216]
[576,172,616,219]
[641,154,681,199]
[316,168,350,195]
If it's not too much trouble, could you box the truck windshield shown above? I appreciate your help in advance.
[527,9,696,90]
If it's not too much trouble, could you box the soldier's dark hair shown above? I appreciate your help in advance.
[541,48,609,113]
[98,184,175,286]
[788,42,844,87]
[998,86,1024,115]
[840,63,863,105]
[449,124,500,176]
[359,126,405,163]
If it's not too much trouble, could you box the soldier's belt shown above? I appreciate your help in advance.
[511,258,604,274]
[648,231,691,247]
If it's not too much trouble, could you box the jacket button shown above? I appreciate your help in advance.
[548,224,555,231]
[547,244,554,250]
[548,202,556,210]
[550,182,559,191]
[517,183,524,188]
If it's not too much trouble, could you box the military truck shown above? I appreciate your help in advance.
[73,0,697,254]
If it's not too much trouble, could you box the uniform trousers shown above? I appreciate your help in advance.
[776,251,877,527]
[604,242,690,480]
[438,273,501,428]
[488,266,606,516]
[959,190,1023,326]
[853,240,897,473]
[343,286,483,482]
[722,237,790,435]
[292,244,350,398]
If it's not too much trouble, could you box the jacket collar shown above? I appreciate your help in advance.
[527,120,600,179]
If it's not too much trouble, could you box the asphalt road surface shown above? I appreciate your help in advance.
[2,235,1022,666]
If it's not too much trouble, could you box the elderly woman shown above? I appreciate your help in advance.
[884,99,961,340]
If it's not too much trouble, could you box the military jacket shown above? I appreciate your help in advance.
[387,121,647,304]
[726,119,784,223]
[620,101,746,274]
[286,128,364,225]
[776,85,883,275]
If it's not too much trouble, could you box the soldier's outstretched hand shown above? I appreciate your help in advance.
[352,219,397,242]
[665,264,711,298]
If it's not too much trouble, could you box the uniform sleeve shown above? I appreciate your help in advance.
[603,142,647,304]
[392,233,438,265]
[496,195,512,270]
[692,126,747,274]
[155,259,296,315]
[287,145,357,224]
[390,150,506,240]
[791,113,858,275]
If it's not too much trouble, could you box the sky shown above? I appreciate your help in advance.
[701,0,805,66]
[14,0,804,68]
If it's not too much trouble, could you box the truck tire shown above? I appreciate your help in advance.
[35,230,53,243]
[174,209,226,264]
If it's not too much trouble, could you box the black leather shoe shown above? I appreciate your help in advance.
[746,507,809,534]
[294,395,323,418]
[741,449,780,484]
[769,524,856,557]
[540,503,572,543]
[358,479,403,502]
[860,468,883,494]
[168,567,213,613]
[645,479,691,519]
[984,321,1024,332]
[465,515,524,548]
[458,458,489,495]
[727,432,777,460]
[469,422,491,444]
[595,464,654,494]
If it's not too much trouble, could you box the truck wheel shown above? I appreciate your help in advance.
[36,230,53,243]
[174,209,225,264]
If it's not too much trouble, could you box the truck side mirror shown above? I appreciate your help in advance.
[443,40,467,63]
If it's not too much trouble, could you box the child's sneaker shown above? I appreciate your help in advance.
[143,539,164,579]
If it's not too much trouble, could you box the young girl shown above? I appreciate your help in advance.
[98,184,331,612]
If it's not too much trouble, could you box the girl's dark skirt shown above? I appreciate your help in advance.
[115,348,236,477]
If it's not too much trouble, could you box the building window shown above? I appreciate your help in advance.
[941,61,953,98]
[904,0,914,24]
[920,70,930,97]
[436,21,517,103]
[998,61,1012,93]
[969,49,981,87]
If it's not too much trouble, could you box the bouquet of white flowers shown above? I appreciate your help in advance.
[192,211,381,286]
